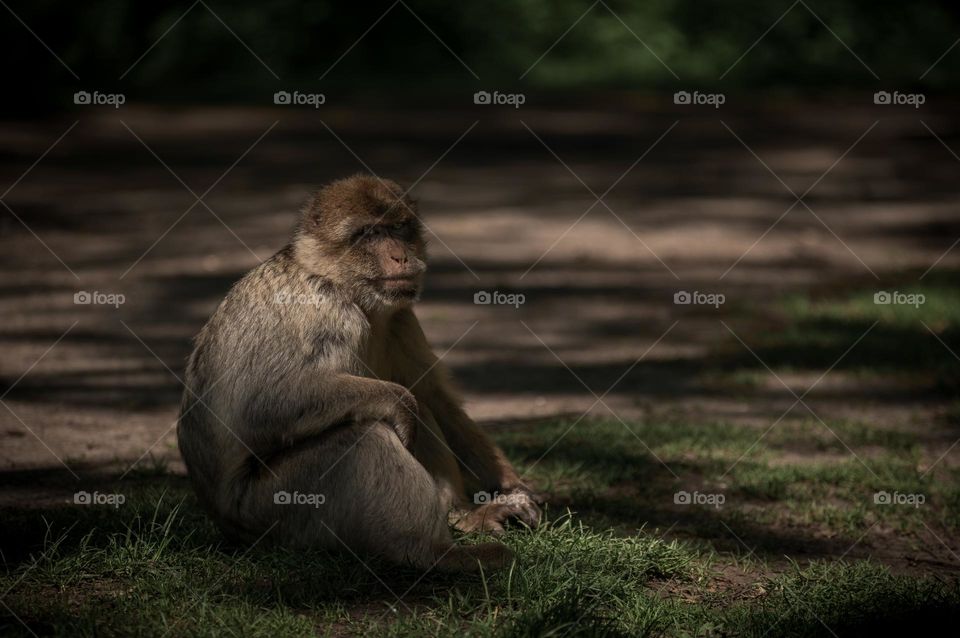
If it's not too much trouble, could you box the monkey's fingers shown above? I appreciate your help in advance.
[452,507,504,535]
[509,501,542,529]
[522,502,542,527]
[393,421,417,451]
[482,501,539,532]
[390,387,419,450]
[514,485,547,506]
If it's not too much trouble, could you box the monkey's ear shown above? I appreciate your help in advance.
[301,194,320,218]
[297,193,332,233]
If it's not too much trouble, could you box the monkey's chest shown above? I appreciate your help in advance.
[359,335,396,382]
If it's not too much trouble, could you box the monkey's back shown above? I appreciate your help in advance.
[176,247,361,530]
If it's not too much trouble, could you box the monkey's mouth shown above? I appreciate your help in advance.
[379,275,421,295]
[380,274,420,285]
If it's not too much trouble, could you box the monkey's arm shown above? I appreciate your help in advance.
[392,311,534,496]
[414,370,543,532]
[245,373,418,450]
[419,377,528,493]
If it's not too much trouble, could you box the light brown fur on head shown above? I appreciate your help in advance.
[293,174,426,310]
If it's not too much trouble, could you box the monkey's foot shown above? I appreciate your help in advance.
[451,493,542,535]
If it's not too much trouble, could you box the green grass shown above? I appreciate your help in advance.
[498,413,960,542]
[721,271,960,392]
[3,407,959,637]
[2,481,958,637]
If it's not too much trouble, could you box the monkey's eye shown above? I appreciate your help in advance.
[391,222,406,232]
[351,226,373,242]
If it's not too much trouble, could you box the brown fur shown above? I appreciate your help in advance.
[177,174,541,571]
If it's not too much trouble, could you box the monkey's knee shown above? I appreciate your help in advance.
[311,422,452,563]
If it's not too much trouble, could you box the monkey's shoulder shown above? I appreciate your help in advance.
[222,255,364,348]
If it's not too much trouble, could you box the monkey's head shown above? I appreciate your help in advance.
[294,175,427,310]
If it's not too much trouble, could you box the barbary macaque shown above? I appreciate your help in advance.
[178,175,542,570]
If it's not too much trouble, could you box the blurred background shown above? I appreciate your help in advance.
[3,0,960,107]
[1,0,959,570]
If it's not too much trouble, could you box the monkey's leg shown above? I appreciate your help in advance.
[236,421,511,571]
[412,407,477,524]
[412,408,535,535]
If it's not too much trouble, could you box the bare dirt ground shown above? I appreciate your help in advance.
[1,100,958,571]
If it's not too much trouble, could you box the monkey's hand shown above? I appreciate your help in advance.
[503,483,546,507]
[384,383,419,451]
[498,489,542,528]
[454,491,542,535]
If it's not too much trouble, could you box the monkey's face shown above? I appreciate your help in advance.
[346,215,427,308]
[296,176,428,310]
